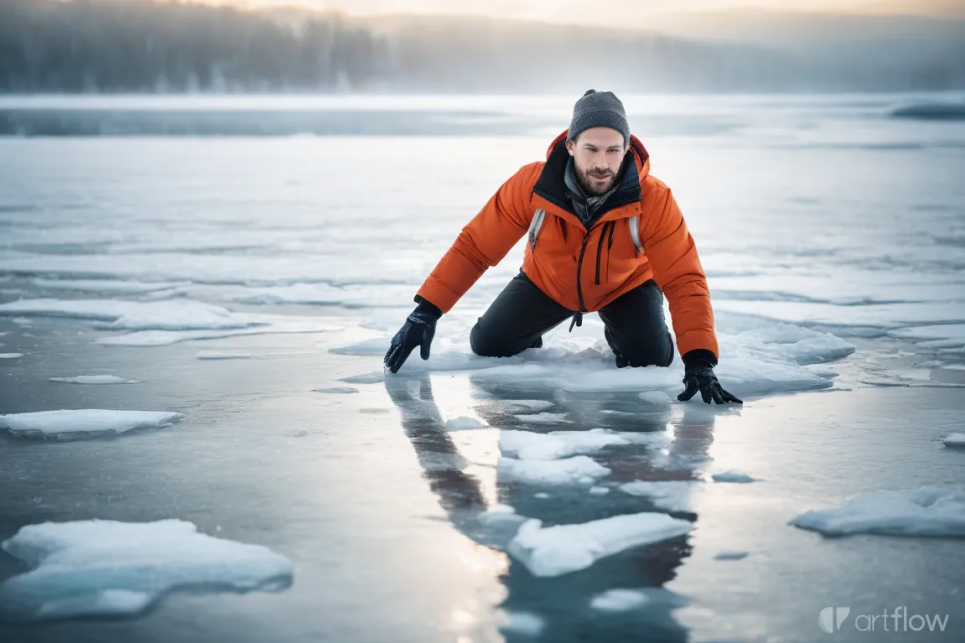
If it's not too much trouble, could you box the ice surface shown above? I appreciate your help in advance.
[0,298,244,330]
[97,317,340,346]
[445,416,485,430]
[638,391,673,405]
[891,324,965,349]
[507,513,694,577]
[714,551,749,561]
[338,372,384,385]
[0,353,23,359]
[513,412,572,425]
[789,487,965,537]
[500,429,631,460]
[49,375,136,385]
[590,588,650,611]
[497,456,610,485]
[196,351,251,360]
[619,481,698,512]
[226,283,414,307]
[943,433,965,447]
[0,519,292,621]
[711,470,758,483]
[32,278,184,294]
[0,410,183,439]
[314,387,359,394]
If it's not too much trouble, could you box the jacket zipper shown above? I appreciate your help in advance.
[594,222,609,286]
[576,229,592,312]
[606,221,616,282]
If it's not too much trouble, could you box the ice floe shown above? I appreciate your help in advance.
[714,551,749,561]
[497,456,610,485]
[0,410,183,439]
[32,278,184,294]
[500,429,637,460]
[789,487,965,537]
[711,470,758,483]
[49,375,136,385]
[590,588,650,611]
[943,433,965,447]
[314,387,359,394]
[507,513,694,577]
[196,350,252,360]
[0,519,292,621]
[0,353,23,359]
[618,481,698,512]
[497,610,545,636]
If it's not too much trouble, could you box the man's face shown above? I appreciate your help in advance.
[566,127,627,196]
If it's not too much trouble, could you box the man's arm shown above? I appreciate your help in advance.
[639,184,719,361]
[416,163,540,312]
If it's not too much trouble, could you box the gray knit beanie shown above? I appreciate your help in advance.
[567,89,630,145]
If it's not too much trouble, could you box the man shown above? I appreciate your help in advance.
[383,90,741,405]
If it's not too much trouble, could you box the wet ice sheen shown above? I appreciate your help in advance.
[0,519,292,621]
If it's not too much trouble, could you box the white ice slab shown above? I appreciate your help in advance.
[714,550,749,561]
[0,298,243,330]
[507,513,694,577]
[789,487,965,537]
[0,410,183,439]
[0,353,23,359]
[98,317,340,346]
[500,429,630,460]
[514,412,572,425]
[590,588,650,611]
[943,433,965,447]
[196,350,251,360]
[0,519,292,621]
[49,375,136,385]
[498,610,545,636]
[497,456,610,485]
[619,481,699,512]
[227,282,414,307]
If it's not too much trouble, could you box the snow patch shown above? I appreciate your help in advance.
[619,481,699,512]
[590,588,650,611]
[500,429,630,460]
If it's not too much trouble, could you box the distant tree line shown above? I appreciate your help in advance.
[0,0,962,93]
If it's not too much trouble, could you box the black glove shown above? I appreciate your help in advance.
[383,299,442,374]
[678,350,742,405]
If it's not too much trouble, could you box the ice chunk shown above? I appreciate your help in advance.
[507,513,694,577]
[0,410,183,439]
[497,456,610,485]
[0,519,292,621]
[638,391,673,405]
[0,353,23,359]
[49,375,136,385]
[228,282,413,307]
[498,610,545,636]
[196,351,251,360]
[943,433,965,448]
[589,486,610,495]
[711,470,757,483]
[590,588,650,611]
[619,481,698,512]
[500,429,629,460]
[445,416,485,430]
[714,550,749,561]
[891,324,965,349]
[789,487,965,537]
[98,317,339,346]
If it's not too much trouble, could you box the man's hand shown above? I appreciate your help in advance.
[678,365,742,405]
[384,301,441,374]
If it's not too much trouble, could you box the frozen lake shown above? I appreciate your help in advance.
[1,94,964,642]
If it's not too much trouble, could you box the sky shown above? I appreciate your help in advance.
[201,0,965,21]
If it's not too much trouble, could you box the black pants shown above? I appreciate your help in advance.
[470,272,674,367]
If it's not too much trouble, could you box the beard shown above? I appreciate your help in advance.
[576,165,618,196]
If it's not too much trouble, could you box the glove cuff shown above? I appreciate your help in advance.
[682,349,717,372]
[413,296,443,320]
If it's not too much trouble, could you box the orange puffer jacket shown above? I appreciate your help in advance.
[416,130,718,359]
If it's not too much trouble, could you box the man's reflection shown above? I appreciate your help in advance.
[384,373,724,642]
